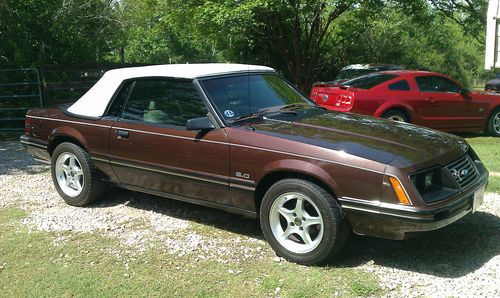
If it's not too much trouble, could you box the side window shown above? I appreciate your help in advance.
[388,80,410,91]
[107,81,134,117]
[415,76,460,93]
[122,79,208,127]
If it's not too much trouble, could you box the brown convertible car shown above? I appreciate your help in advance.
[21,64,489,264]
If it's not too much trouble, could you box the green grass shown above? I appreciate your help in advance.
[0,208,382,297]
[465,136,500,194]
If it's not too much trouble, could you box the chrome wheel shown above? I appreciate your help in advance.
[493,112,500,134]
[387,115,406,122]
[269,192,324,254]
[55,153,84,197]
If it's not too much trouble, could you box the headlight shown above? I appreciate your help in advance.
[409,167,458,204]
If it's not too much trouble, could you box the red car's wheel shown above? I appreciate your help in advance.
[382,110,409,123]
[487,108,500,137]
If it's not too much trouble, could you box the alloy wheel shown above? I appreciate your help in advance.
[269,192,324,254]
[387,115,406,122]
[493,112,500,134]
[55,152,84,197]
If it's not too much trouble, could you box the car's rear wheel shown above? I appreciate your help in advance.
[382,109,409,123]
[51,142,105,206]
[260,178,349,265]
[487,108,500,137]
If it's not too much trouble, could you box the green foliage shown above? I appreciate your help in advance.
[115,0,215,63]
[327,2,485,87]
[0,0,119,66]
[0,0,490,89]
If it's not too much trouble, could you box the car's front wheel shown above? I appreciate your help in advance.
[260,178,349,265]
[487,108,500,137]
[51,142,105,206]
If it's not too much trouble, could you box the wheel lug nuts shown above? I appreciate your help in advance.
[299,227,303,230]
[292,213,297,217]
[302,217,305,221]
[290,222,295,226]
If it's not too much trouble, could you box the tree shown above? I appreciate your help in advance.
[0,0,119,66]
[115,0,215,64]
[429,0,487,44]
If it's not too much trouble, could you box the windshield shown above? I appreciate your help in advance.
[341,73,398,89]
[200,73,312,122]
[336,69,374,80]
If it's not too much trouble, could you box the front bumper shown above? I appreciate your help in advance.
[340,171,489,240]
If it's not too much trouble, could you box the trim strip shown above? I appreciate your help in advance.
[20,140,48,149]
[230,184,256,191]
[27,116,384,174]
[119,184,257,218]
[109,159,229,186]
[91,157,109,163]
[27,115,110,128]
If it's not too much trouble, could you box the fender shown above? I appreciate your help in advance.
[50,126,89,151]
[373,102,415,118]
[259,159,340,196]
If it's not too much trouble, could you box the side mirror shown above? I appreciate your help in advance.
[186,116,215,131]
[459,88,470,95]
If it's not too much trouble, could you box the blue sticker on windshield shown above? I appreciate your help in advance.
[224,110,235,118]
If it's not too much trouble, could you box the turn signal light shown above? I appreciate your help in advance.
[389,176,412,205]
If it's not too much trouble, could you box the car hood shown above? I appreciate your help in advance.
[249,110,468,168]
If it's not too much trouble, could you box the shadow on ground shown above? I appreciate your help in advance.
[94,187,500,278]
[336,210,500,277]
[0,141,49,175]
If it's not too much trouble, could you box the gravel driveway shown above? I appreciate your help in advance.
[1,140,499,297]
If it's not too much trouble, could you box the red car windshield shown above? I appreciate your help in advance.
[342,74,398,89]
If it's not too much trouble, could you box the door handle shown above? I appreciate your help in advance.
[116,129,129,138]
[425,97,435,103]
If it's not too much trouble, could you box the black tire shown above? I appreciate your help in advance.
[487,108,500,137]
[382,109,409,123]
[259,178,349,265]
[51,142,105,206]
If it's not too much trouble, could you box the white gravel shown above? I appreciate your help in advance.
[1,140,499,296]
[0,140,268,261]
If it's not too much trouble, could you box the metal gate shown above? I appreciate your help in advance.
[0,68,43,131]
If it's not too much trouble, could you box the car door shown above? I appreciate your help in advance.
[107,78,231,206]
[414,75,474,129]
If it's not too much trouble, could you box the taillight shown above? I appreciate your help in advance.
[334,95,353,108]
[25,117,31,135]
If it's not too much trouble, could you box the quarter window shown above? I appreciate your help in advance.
[122,79,208,127]
[415,76,461,93]
[107,81,134,118]
[388,80,410,91]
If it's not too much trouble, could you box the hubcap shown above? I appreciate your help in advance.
[55,153,84,197]
[269,192,324,254]
[387,115,406,122]
[493,112,500,134]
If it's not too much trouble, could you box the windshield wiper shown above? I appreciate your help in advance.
[230,106,300,124]
[277,103,310,111]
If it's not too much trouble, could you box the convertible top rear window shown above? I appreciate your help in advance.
[342,74,398,89]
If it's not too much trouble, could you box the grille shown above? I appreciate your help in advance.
[445,155,478,190]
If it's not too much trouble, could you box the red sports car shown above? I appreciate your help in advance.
[310,71,500,136]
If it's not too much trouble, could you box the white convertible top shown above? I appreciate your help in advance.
[67,63,274,117]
